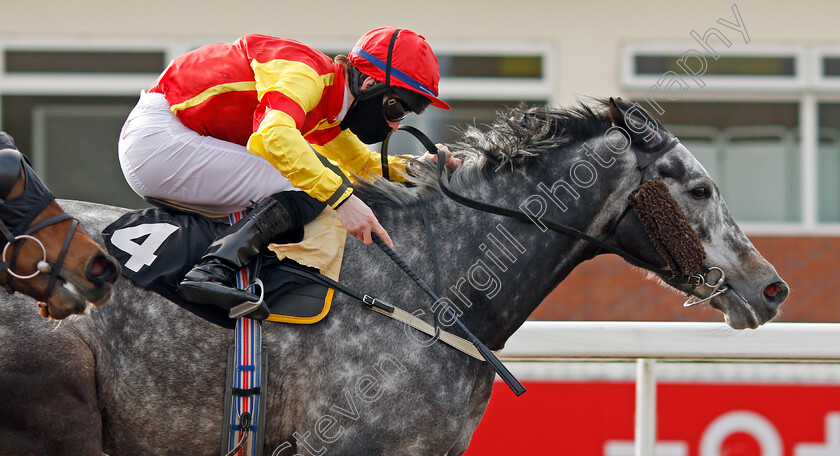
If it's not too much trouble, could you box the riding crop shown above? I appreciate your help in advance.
[371,232,526,396]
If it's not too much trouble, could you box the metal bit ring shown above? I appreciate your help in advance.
[2,235,48,279]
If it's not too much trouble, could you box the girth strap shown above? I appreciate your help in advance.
[221,211,266,456]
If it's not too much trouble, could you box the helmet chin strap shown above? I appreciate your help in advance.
[341,28,401,131]
[382,29,400,101]
[351,28,401,102]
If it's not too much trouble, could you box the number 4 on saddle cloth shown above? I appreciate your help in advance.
[102,205,345,329]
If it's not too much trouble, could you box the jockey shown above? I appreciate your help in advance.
[117,27,461,318]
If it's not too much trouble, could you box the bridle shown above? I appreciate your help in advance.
[0,148,81,301]
[390,125,743,307]
[0,213,79,300]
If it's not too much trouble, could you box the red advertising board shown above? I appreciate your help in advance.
[464,381,840,455]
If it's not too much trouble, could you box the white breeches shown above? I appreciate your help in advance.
[118,91,297,215]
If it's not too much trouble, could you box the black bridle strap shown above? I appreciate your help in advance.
[394,125,700,286]
[36,217,78,300]
[380,132,395,182]
[0,218,16,275]
[3,212,78,299]
[0,219,15,245]
[24,212,73,234]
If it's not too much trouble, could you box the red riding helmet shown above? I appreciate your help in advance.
[349,27,450,110]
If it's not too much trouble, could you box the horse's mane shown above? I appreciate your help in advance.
[354,99,616,208]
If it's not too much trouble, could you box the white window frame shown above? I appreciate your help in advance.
[811,45,840,93]
[0,36,553,101]
[621,42,809,94]
[0,36,190,96]
[431,40,554,102]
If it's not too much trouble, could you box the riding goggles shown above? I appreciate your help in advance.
[383,97,412,122]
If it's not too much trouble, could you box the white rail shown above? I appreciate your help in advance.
[501,321,840,361]
[499,322,840,456]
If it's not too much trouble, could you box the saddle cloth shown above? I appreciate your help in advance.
[102,206,346,329]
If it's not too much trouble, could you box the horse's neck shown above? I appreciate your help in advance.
[379,157,636,349]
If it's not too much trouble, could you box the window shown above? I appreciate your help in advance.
[655,102,800,223]
[4,49,165,74]
[819,103,840,222]
[439,55,543,79]
[821,58,840,78]
[0,40,171,208]
[621,44,807,94]
[624,43,840,231]
[32,103,146,208]
[634,55,795,77]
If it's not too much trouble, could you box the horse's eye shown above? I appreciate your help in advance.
[691,186,710,199]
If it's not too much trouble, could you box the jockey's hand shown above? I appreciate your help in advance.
[335,194,393,248]
[419,144,462,169]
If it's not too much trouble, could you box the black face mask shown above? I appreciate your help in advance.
[340,95,391,144]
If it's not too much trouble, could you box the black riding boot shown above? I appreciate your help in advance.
[177,196,296,317]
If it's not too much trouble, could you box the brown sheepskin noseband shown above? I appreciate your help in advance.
[628,178,706,276]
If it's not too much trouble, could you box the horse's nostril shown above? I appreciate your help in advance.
[87,253,120,285]
[89,258,105,278]
[763,281,789,305]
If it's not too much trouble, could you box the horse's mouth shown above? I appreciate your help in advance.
[719,303,760,330]
[38,278,111,320]
[676,266,788,330]
[708,287,778,330]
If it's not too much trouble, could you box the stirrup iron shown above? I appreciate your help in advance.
[229,279,266,318]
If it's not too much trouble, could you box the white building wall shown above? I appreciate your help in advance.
[3,0,839,226]
[2,0,835,106]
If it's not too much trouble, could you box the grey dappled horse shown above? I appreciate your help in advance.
[0,99,788,455]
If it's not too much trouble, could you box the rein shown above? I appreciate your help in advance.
[360,123,727,396]
[368,232,525,395]
[274,262,496,362]
[390,126,720,293]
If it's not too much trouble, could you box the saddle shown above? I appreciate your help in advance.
[102,202,345,329]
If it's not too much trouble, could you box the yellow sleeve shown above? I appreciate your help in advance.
[251,59,328,115]
[248,110,352,208]
[246,57,409,207]
[246,58,354,207]
[315,129,413,183]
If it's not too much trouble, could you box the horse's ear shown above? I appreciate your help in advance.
[607,97,669,151]
[608,97,626,128]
